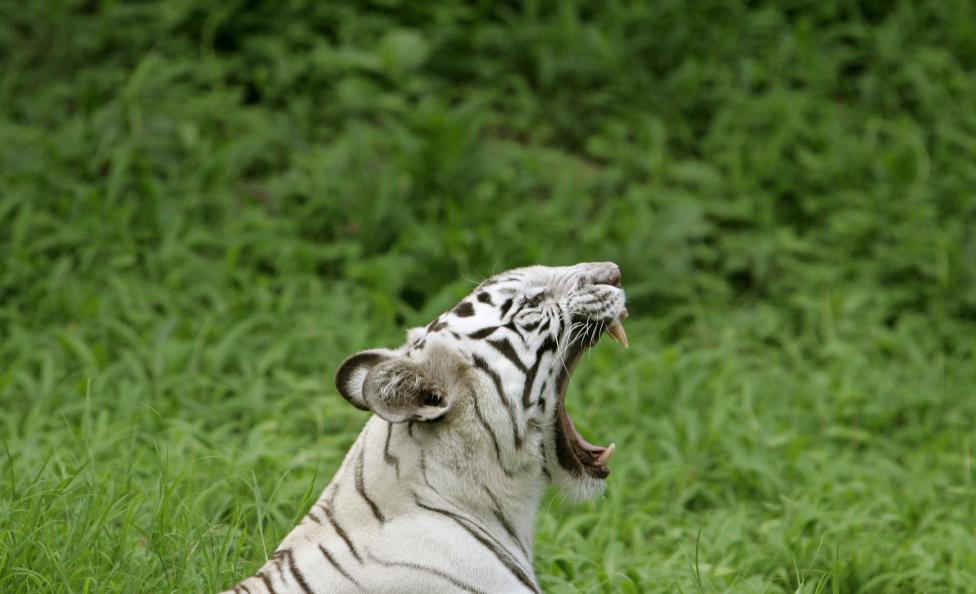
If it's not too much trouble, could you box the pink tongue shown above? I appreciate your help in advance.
[565,412,606,454]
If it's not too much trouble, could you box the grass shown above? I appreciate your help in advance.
[1,0,975,592]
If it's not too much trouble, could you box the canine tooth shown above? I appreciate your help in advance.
[596,443,616,466]
[607,321,629,348]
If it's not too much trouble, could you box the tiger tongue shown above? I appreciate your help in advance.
[565,412,611,458]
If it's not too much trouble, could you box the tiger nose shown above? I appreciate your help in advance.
[575,262,621,287]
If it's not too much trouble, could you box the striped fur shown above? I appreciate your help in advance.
[221,263,627,593]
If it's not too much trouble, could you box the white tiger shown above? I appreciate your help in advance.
[221,262,629,594]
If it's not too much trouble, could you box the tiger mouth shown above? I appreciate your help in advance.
[554,312,628,480]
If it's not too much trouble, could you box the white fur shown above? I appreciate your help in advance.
[221,263,626,594]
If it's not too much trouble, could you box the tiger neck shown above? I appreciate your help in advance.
[322,416,546,564]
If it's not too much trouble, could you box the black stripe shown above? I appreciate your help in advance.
[472,355,523,448]
[470,392,512,477]
[487,338,528,372]
[453,301,475,317]
[367,552,489,594]
[484,486,527,557]
[415,499,539,593]
[418,450,452,502]
[383,421,400,478]
[272,554,288,586]
[318,544,361,589]
[503,319,528,344]
[306,508,322,524]
[468,326,498,339]
[499,298,514,318]
[539,442,551,480]
[281,549,315,594]
[239,583,252,594]
[521,336,557,408]
[355,445,386,523]
[323,504,362,563]
[477,291,494,305]
[257,571,278,594]
[418,450,434,490]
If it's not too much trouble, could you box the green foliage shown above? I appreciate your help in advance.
[1,1,974,592]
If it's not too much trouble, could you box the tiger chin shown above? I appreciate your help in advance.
[221,262,628,594]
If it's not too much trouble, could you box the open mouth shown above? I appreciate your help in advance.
[554,304,628,480]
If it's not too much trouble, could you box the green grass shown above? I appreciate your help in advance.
[2,1,976,592]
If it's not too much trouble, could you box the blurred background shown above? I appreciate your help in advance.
[1,1,975,592]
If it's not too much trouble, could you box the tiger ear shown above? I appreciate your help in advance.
[335,350,450,423]
[335,349,396,412]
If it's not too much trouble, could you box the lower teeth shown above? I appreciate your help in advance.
[596,442,616,466]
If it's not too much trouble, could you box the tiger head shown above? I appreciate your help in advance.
[336,262,628,500]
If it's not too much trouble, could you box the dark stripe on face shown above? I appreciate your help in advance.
[477,292,494,305]
[487,338,527,372]
[472,355,524,448]
[367,552,489,594]
[521,336,557,408]
[503,319,529,345]
[324,503,362,563]
[499,298,514,318]
[414,500,540,593]
[240,585,253,594]
[468,326,498,339]
[383,421,400,478]
[318,544,361,589]
[355,445,386,523]
[306,508,322,524]
[453,301,475,317]
[281,549,315,594]
[257,571,278,594]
